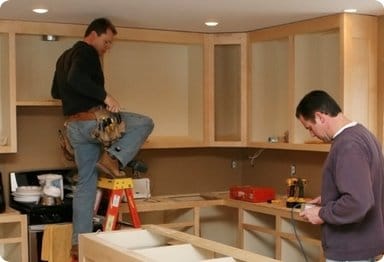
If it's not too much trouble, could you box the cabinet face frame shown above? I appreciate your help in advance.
[247,13,378,152]
[0,32,16,153]
[204,33,248,146]
[0,15,378,152]
[0,212,28,262]
[1,20,207,150]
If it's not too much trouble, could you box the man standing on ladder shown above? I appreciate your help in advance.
[51,17,154,260]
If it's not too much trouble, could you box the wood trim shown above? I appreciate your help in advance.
[249,14,340,42]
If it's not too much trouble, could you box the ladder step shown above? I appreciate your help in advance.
[98,178,141,231]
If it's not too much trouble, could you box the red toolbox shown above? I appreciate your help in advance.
[230,186,276,203]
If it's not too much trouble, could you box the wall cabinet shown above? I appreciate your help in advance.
[248,14,377,152]
[0,32,16,153]
[0,14,379,153]
[205,33,248,146]
[0,211,28,262]
[103,37,205,148]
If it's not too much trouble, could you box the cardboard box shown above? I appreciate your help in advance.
[229,186,275,203]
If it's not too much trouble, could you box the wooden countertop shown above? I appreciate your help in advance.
[121,191,306,222]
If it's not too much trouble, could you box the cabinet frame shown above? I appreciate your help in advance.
[247,14,378,152]
[0,14,379,152]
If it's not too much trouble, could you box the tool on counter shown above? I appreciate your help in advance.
[230,185,276,203]
[286,177,307,208]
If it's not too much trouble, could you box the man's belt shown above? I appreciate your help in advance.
[66,106,102,122]
[67,112,96,122]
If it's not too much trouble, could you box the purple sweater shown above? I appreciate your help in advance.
[319,124,384,260]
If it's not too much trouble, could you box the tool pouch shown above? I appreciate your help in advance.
[91,107,126,148]
[58,128,75,161]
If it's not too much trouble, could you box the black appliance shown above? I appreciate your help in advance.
[9,168,76,262]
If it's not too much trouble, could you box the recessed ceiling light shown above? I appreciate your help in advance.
[0,0,8,8]
[344,8,357,13]
[377,0,384,7]
[205,21,219,27]
[33,8,48,14]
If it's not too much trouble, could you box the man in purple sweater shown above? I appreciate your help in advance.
[296,90,384,262]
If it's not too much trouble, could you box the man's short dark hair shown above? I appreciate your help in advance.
[295,90,342,122]
[84,18,117,37]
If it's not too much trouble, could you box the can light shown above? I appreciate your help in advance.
[377,0,384,7]
[344,8,357,13]
[0,0,8,8]
[205,21,219,27]
[33,8,48,14]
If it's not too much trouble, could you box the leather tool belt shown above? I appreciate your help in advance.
[67,111,97,122]
[90,107,126,148]
[59,107,126,162]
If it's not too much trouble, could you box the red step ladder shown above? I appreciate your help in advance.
[97,177,141,230]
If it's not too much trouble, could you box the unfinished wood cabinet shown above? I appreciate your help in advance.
[2,20,206,150]
[0,210,28,262]
[227,200,323,262]
[248,13,378,152]
[0,32,16,153]
[79,224,279,262]
[205,33,248,146]
[15,34,81,106]
[103,29,205,148]
[120,194,322,262]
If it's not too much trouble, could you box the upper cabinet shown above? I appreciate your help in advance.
[103,28,205,148]
[248,14,378,152]
[15,34,81,105]
[205,33,248,146]
[0,32,16,153]
[0,14,379,152]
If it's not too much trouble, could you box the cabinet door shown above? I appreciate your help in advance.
[103,40,204,148]
[0,33,16,153]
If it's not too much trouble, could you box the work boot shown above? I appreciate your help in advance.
[96,152,125,178]
[70,245,78,262]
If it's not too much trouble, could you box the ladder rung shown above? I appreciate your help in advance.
[98,177,133,190]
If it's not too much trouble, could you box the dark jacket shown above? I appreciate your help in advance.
[319,124,384,260]
[51,41,107,115]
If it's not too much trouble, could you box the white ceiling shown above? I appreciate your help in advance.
[0,0,383,33]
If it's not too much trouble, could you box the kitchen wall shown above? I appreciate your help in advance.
[0,107,327,205]
[241,148,326,198]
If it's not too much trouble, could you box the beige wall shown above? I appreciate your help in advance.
[241,148,326,198]
[0,108,327,205]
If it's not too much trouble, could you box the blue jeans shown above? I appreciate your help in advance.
[65,112,154,245]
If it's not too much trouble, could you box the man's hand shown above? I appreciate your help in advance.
[104,93,120,113]
[299,205,324,225]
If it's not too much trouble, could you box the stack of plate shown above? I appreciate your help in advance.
[12,186,42,203]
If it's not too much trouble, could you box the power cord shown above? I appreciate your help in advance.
[291,204,309,262]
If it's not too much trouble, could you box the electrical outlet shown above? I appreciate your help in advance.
[231,160,238,169]
[290,164,296,176]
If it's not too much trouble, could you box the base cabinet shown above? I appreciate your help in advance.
[235,202,323,262]
[79,225,278,262]
[0,210,28,262]
[120,194,323,262]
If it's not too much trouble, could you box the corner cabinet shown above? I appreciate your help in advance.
[0,211,28,262]
[248,14,378,152]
